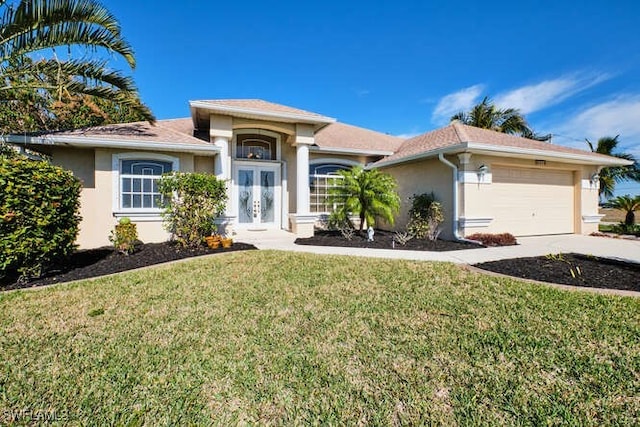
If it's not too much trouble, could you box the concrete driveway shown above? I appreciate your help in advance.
[235,230,640,265]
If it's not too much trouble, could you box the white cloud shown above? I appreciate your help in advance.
[395,132,422,139]
[431,84,484,123]
[553,95,640,154]
[494,73,610,114]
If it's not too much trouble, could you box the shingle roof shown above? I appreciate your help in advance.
[376,121,622,166]
[43,118,208,145]
[314,122,403,153]
[191,99,334,121]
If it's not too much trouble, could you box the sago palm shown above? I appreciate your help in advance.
[328,166,400,231]
[586,135,640,199]
[605,195,640,226]
[451,96,551,141]
[0,0,153,126]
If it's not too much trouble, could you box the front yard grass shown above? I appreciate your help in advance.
[1,251,638,425]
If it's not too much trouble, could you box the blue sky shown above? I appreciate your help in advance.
[107,0,640,195]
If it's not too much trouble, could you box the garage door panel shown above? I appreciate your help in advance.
[492,167,574,236]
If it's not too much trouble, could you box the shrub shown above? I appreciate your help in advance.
[407,193,444,241]
[611,222,640,236]
[393,231,413,246]
[109,218,139,255]
[158,172,227,248]
[466,233,518,247]
[0,156,81,279]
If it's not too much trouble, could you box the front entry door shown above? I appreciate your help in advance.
[236,164,280,229]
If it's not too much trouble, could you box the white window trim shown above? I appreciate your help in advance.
[112,152,180,219]
[309,159,360,214]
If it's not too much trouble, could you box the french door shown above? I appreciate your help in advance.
[236,164,280,229]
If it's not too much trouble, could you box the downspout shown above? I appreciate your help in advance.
[438,153,480,244]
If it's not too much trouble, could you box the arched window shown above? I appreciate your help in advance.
[309,163,352,213]
[236,134,276,160]
[112,153,178,214]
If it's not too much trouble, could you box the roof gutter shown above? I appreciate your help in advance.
[438,153,481,245]
[375,144,468,169]
[375,142,630,169]
[2,135,221,156]
[466,142,632,166]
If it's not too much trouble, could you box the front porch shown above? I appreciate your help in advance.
[191,100,337,237]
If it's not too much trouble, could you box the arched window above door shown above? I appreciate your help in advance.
[235,133,277,160]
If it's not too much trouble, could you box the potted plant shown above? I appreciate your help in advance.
[204,234,221,249]
[221,236,233,248]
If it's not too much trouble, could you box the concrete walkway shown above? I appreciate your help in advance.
[234,230,640,265]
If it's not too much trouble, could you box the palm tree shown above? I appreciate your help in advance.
[586,135,640,199]
[605,195,640,226]
[328,166,400,231]
[451,96,551,141]
[0,0,153,128]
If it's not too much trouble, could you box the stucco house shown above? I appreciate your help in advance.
[5,99,631,248]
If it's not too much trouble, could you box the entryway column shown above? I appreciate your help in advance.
[210,114,235,234]
[296,142,310,214]
[210,115,232,180]
[289,123,316,237]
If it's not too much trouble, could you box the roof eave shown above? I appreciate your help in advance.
[189,100,337,126]
[3,135,220,156]
[374,142,632,168]
[373,144,467,169]
[466,143,633,166]
[310,146,395,157]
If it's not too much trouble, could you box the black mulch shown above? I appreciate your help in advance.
[295,229,483,251]
[1,241,257,292]
[475,253,640,292]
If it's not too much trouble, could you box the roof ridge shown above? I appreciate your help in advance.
[450,120,469,143]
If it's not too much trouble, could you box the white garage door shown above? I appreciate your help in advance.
[492,167,574,236]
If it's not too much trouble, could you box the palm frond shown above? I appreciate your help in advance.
[0,0,134,66]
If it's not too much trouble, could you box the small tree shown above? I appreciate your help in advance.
[605,194,640,226]
[158,172,227,247]
[407,192,444,241]
[328,166,400,231]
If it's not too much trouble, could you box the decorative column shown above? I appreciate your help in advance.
[296,142,310,214]
[289,123,317,237]
[213,135,229,179]
[210,114,235,234]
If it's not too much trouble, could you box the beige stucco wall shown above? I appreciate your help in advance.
[50,147,208,248]
[578,166,602,234]
[194,156,215,174]
[380,158,455,239]
[309,152,371,165]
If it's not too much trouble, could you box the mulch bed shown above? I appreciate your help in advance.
[295,229,482,251]
[1,241,257,292]
[475,253,640,292]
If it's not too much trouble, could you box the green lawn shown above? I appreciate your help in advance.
[1,251,638,425]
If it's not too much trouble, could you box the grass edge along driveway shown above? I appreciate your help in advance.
[1,250,638,425]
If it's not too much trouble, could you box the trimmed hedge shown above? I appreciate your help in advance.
[0,156,82,279]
